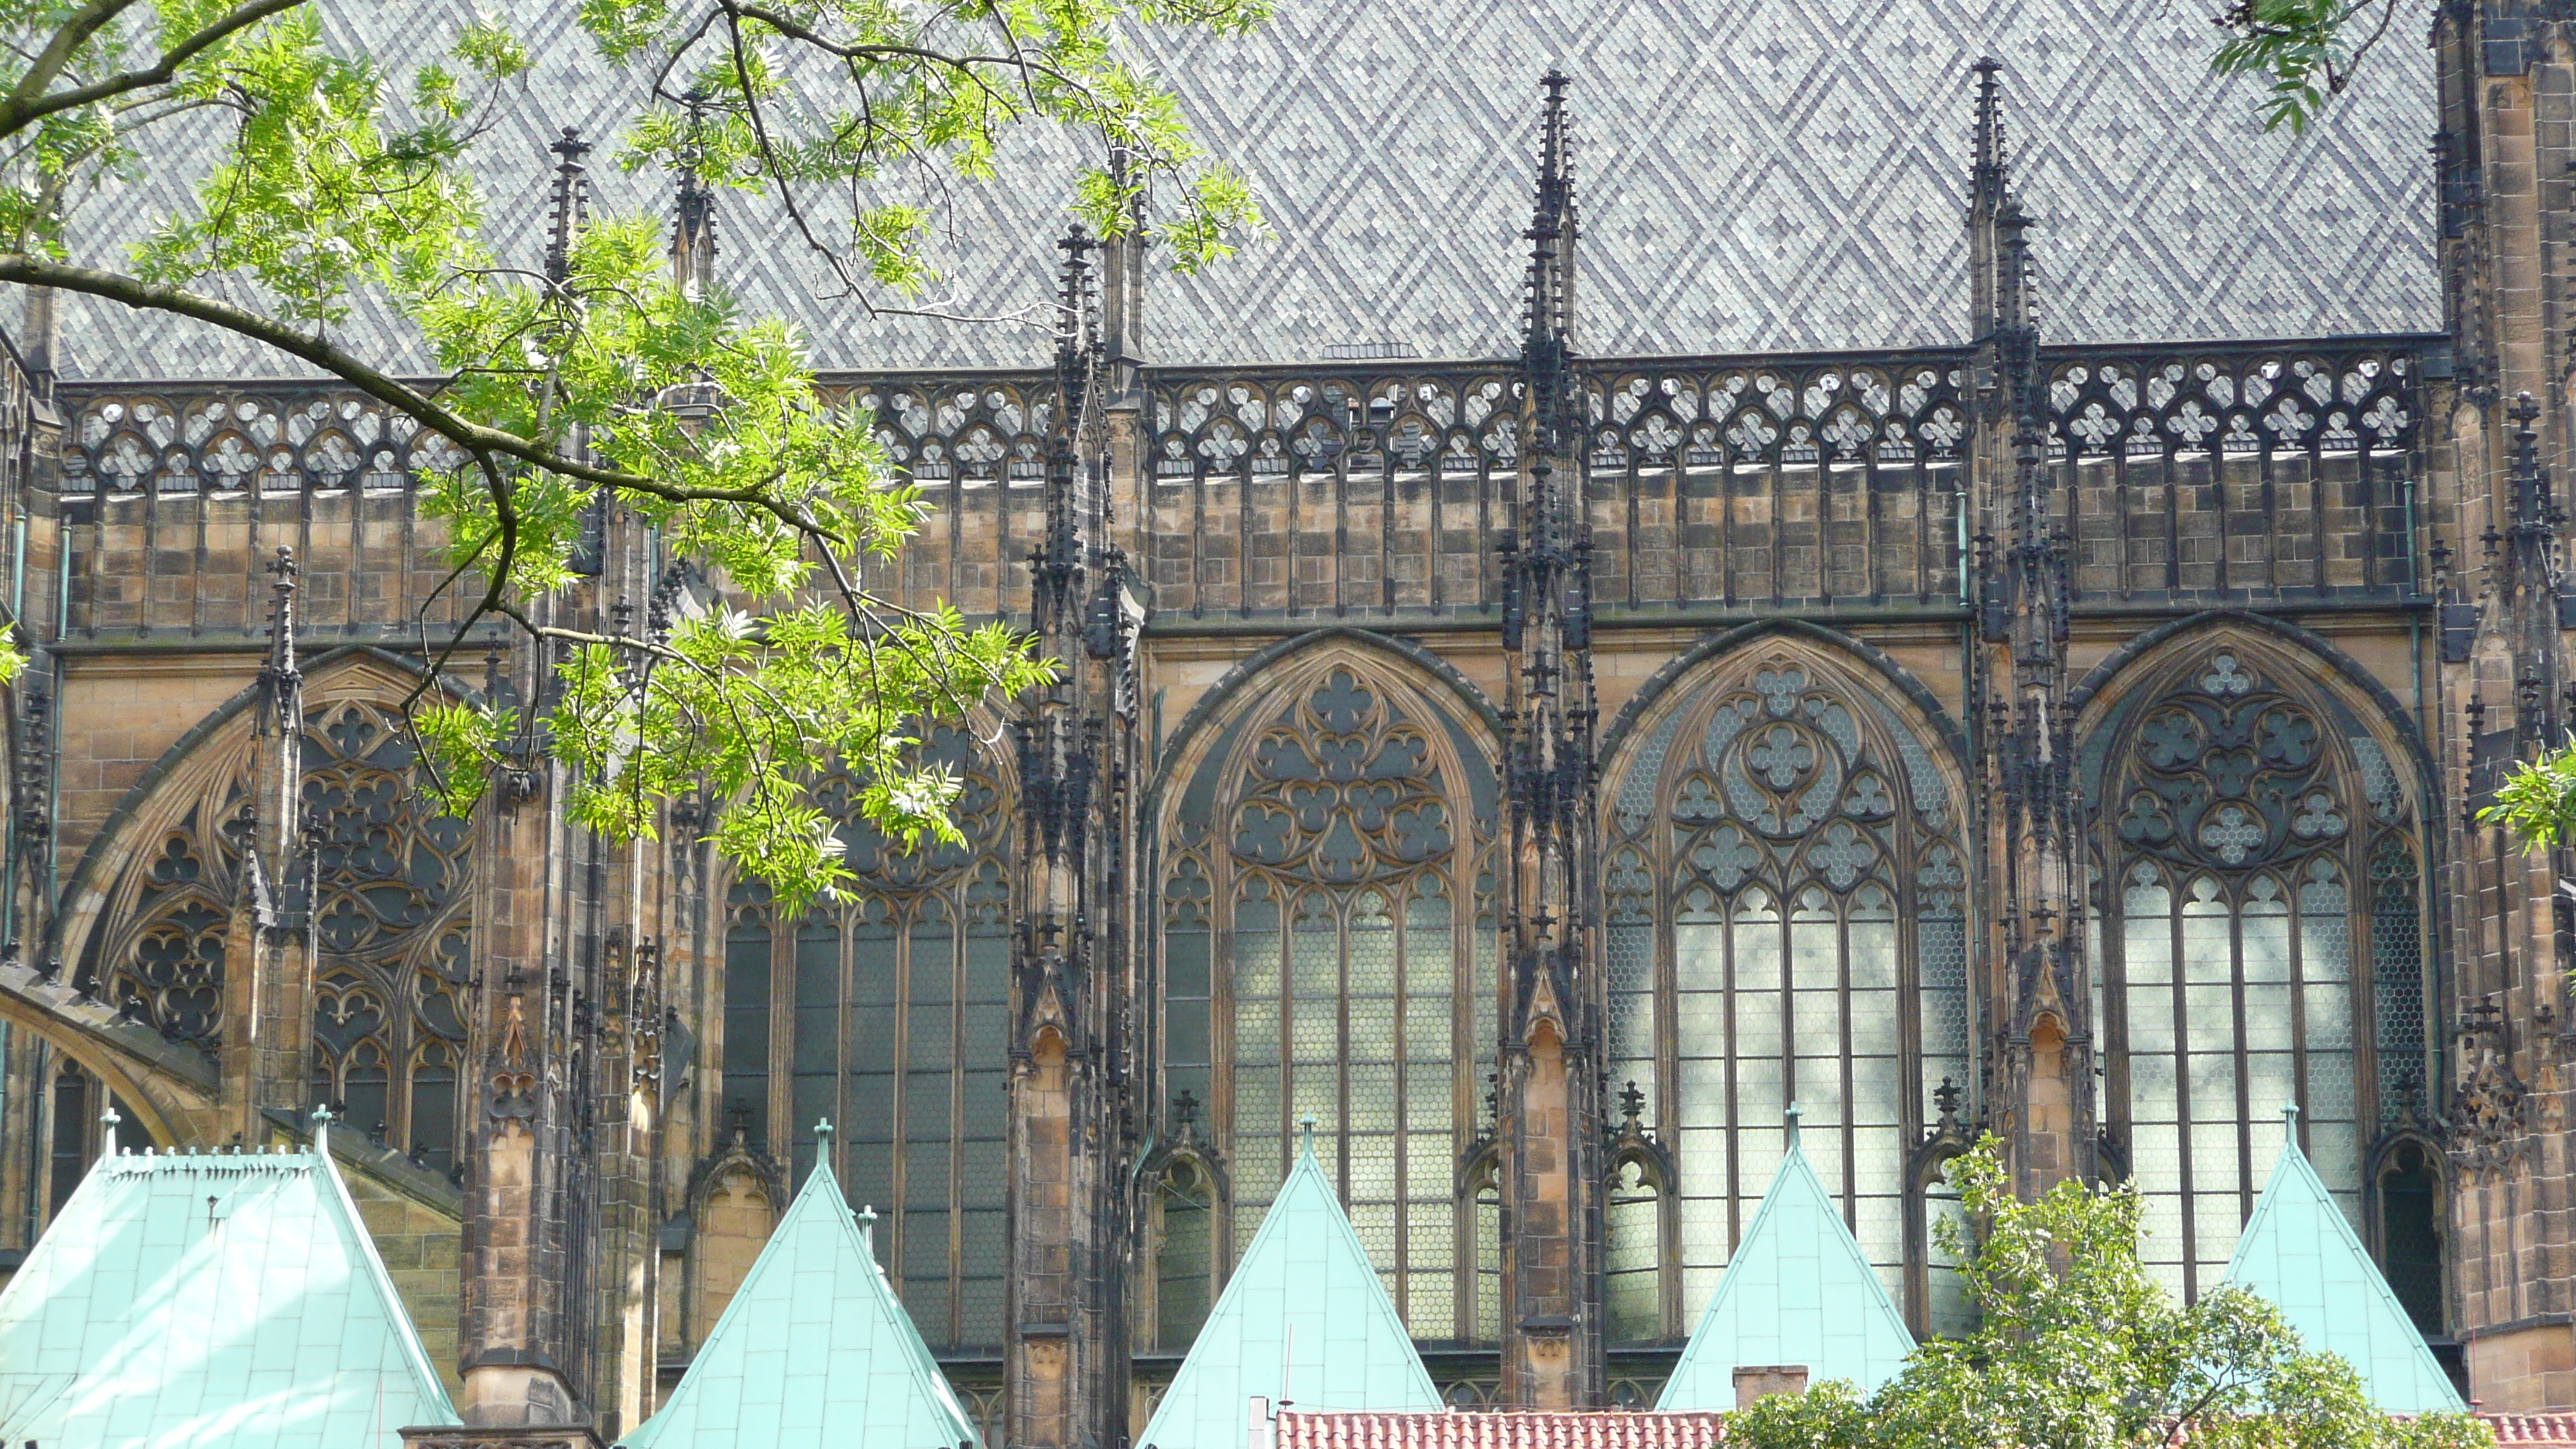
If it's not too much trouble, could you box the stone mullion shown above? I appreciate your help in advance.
[2168,895,2198,1300]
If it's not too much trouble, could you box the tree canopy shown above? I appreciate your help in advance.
[0,0,1267,906]
[1722,1141,2492,1449]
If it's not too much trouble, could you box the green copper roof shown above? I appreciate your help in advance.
[1139,1129,1440,1449]
[622,1125,980,1449]
[1658,1109,1916,1409]
[2223,1107,2463,1415]
[0,1122,460,1448]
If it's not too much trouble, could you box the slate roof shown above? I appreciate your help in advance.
[1656,1111,1917,1410]
[1139,1129,1442,1449]
[0,1126,460,1448]
[2222,1107,2465,1416]
[620,1129,980,1449]
[1273,1412,1728,1449]
[50,0,2434,381]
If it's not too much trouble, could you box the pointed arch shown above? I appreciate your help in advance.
[1153,641,1498,1350]
[2076,619,2431,1305]
[43,652,476,1171]
[1595,632,1971,1342]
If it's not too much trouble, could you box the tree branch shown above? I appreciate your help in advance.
[0,253,855,542]
[0,0,307,138]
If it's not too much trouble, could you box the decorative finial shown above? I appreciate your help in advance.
[544,126,594,286]
[814,1117,834,1148]
[1299,1115,1317,1156]
[1618,1079,1645,1131]
[856,1202,879,1251]
[672,90,718,296]
[98,1104,121,1166]
[1785,1101,1803,1149]
[310,1101,334,1160]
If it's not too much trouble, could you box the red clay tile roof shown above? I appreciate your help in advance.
[1270,1408,2576,1448]
[1273,1411,1728,1449]
[2485,1415,2576,1447]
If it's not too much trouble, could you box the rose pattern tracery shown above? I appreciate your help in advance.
[2111,652,2350,874]
[1662,664,1901,892]
[1229,669,1451,885]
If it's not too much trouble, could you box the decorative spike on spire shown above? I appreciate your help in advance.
[1053,224,1100,444]
[1032,226,1100,644]
[261,546,301,731]
[1971,57,2007,214]
[1523,69,1579,462]
[1968,59,2024,356]
[671,94,718,298]
[545,127,593,286]
[2508,389,2554,536]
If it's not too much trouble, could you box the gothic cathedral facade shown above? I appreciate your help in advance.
[2,5,2574,1440]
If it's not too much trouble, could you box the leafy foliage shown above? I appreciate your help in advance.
[1723,1140,2492,1449]
[2482,743,2576,851]
[0,0,1268,907]
[2209,0,2405,134]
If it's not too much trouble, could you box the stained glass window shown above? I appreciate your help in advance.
[1601,649,1967,1333]
[1160,659,1495,1345]
[2091,646,2423,1301]
[726,725,1012,1352]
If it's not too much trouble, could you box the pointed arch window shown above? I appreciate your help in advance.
[1604,1119,1670,1345]
[2376,1140,2443,1334]
[2091,646,2427,1301]
[1159,661,1496,1346]
[720,724,1012,1352]
[1464,1146,1503,1346]
[74,695,474,1170]
[1601,652,1968,1334]
[1149,1149,1219,1351]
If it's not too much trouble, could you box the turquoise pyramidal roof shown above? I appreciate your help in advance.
[0,1113,460,1448]
[623,1122,979,1449]
[2223,1106,2464,1414]
[1658,1107,1916,1409]
[1139,1125,1440,1449]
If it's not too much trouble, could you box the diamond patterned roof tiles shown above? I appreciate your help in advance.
[0,1135,460,1449]
[2222,1108,2466,1416]
[1138,1132,1442,1449]
[619,1134,981,1449]
[1656,1112,1917,1409]
[51,0,2433,381]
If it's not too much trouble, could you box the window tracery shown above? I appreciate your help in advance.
[78,693,474,1173]
[2088,643,2426,1301]
[1160,659,1495,1346]
[719,723,1012,1353]
[1602,649,1968,1336]
[303,701,473,1167]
